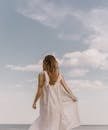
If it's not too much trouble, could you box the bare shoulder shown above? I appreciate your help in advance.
[38,71,45,88]
[60,73,65,84]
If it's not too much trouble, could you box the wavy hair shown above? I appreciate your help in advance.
[43,55,59,85]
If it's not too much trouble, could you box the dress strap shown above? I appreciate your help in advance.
[56,72,62,82]
[43,70,49,86]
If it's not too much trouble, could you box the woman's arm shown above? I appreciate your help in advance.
[60,74,77,101]
[32,72,45,108]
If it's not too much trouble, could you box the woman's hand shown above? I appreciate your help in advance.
[71,95,78,102]
[32,102,36,109]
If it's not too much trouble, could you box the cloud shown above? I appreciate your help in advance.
[15,84,22,87]
[61,48,108,70]
[5,48,108,76]
[17,0,71,28]
[4,52,61,73]
[5,64,41,72]
[8,2,108,77]
[66,68,89,77]
[67,79,107,91]
[17,0,91,41]
[73,8,108,53]
[17,0,108,54]
[17,0,108,46]
[58,33,81,41]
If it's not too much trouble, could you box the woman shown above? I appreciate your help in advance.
[29,55,80,130]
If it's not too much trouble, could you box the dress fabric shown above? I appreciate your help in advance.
[29,70,80,130]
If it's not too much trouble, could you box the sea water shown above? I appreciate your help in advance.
[0,124,108,130]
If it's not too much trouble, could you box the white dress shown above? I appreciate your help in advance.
[29,70,80,130]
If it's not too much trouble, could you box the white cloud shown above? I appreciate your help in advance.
[5,63,41,72]
[5,48,108,74]
[78,8,108,52]
[4,52,62,73]
[17,0,87,41]
[17,0,108,48]
[8,4,108,75]
[26,79,36,83]
[67,68,89,77]
[17,0,73,28]
[67,79,107,91]
[58,32,81,41]
[61,48,108,70]
[15,84,22,87]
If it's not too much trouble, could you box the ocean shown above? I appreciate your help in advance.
[0,125,108,130]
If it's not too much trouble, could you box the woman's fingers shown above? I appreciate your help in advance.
[72,96,78,102]
[32,103,36,109]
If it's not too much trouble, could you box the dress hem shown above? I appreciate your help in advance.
[67,122,80,130]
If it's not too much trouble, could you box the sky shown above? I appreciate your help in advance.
[0,0,108,124]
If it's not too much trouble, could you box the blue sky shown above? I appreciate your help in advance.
[0,0,108,124]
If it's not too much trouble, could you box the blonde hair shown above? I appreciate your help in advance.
[43,55,59,85]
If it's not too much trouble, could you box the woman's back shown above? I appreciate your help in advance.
[40,70,62,112]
